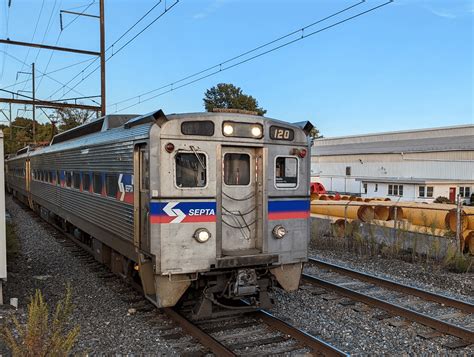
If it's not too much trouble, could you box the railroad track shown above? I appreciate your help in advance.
[304,257,474,348]
[164,307,348,356]
[26,202,346,356]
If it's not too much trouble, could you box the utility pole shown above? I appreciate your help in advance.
[9,102,12,140]
[32,62,36,143]
[100,0,106,116]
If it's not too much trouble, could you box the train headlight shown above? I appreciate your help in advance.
[194,228,211,243]
[272,225,287,239]
[223,124,234,136]
[251,126,262,138]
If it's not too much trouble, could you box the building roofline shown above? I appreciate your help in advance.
[314,123,474,142]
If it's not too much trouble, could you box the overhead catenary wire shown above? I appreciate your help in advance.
[110,0,393,114]
[0,50,100,106]
[108,0,365,109]
[13,0,46,94]
[0,0,11,81]
[48,0,179,101]
[37,0,96,91]
[1,56,95,90]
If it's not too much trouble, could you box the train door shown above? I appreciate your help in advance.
[25,159,33,209]
[134,144,150,252]
[221,147,261,254]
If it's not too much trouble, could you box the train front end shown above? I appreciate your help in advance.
[140,111,312,318]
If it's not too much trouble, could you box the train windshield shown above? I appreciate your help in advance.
[223,153,250,186]
[275,156,298,188]
[176,153,207,188]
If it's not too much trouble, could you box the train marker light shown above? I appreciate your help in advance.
[251,126,262,138]
[223,124,234,136]
[298,148,307,158]
[194,228,211,243]
[165,143,175,153]
[272,225,287,239]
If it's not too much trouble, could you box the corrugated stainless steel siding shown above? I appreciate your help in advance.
[29,133,141,242]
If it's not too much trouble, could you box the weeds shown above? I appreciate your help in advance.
[310,215,473,274]
[1,285,80,356]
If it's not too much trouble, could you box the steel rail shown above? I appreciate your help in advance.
[308,258,474,314]
[162,307,235,357]
[302,274,474,343]
[256,310,349,357]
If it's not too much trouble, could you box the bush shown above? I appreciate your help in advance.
[1,285,80,356]
[433,196,451,204]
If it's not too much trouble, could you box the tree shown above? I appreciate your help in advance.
[309,127,322,139]
[203,83,267,116]
[56,108,96,132]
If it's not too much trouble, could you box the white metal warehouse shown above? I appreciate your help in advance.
[311,124,474,203]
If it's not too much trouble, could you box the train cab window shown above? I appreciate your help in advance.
[175,153,207,188]
[83,173,91,191]
[106,174,118,198]
[224,153,250,186]
[73,172,81,189]
[275,156,298,188]
[65,172,72,187]
[93,173,103,194]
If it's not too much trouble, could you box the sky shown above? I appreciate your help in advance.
[0,0,472,137]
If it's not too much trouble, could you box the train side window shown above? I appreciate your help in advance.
[83,173,91,191]
[65,172,72,187]
[275,156,298,189]
[56,171,60,185]
[175,153,207,188]
[50,171,55,184]
[93,173,103,194]
[224,153,250,186]
[73,172,81,189]
[106,174,118,198]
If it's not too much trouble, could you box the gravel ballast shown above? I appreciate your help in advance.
[1,195,473,355]
[264,247,473,355]
[0,196,194,355]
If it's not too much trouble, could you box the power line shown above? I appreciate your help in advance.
[0,50,99,105]
[33,0,58,65]
[111,0,393,114]
[62,0,96,30]
[109,0,365,110]
[48,0,179,101]
[1,56,95,90]
[17,0,46,93]
[37,1,97,91]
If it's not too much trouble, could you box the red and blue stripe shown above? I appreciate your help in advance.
[150,201,216,224]
[268,199,310,220]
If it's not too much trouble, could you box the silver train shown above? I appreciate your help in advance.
[6,109,313,318]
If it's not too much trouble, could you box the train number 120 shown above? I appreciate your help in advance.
[270,126,294,141]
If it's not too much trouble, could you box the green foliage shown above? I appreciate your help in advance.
[434,196,452,204]
[1,108,95,154]
[56,108,95,132]
[1,285,80,356]
[203,83,267,116]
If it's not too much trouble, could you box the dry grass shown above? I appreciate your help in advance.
[1,285,80,356]
[311,217,473,273]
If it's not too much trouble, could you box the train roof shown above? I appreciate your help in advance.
[6,110,311,161]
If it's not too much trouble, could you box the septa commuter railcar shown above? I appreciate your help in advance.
[6,109,313,318]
